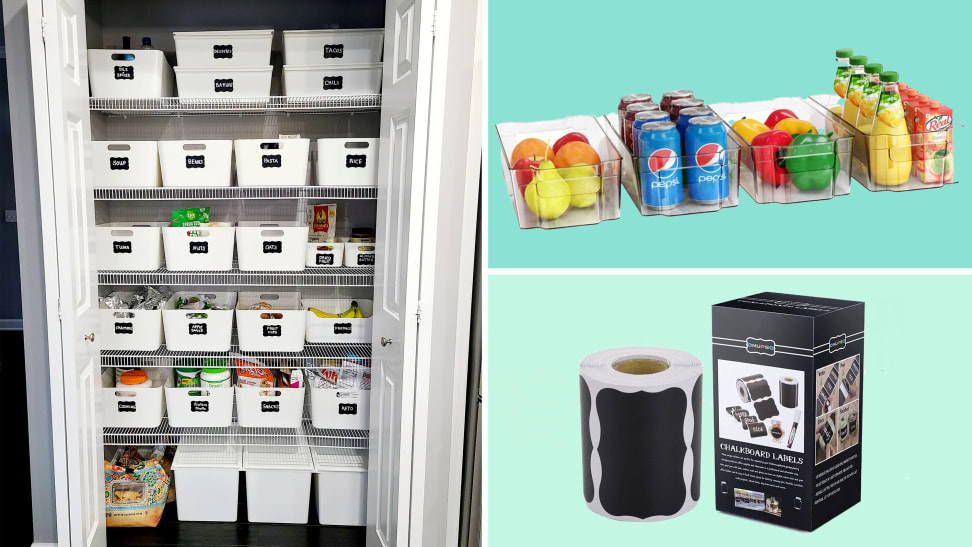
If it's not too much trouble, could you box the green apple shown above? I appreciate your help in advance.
[524,160,571,220]
[561,165,601,208]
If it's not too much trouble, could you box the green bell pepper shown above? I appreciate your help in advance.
[781,132,840,191]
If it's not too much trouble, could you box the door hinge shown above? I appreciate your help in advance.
[40,17,48,43]
[416,302,423,323]
[57,298,63,320]
[431,9,439,37]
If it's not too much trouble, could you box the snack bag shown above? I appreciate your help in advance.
[171,207,211,227]
[232,354,276,391]
[307,204,337,242]
[104,445,174,527]
[278,368,303,388]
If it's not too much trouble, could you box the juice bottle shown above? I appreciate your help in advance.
[841,55,868,125]
[869,71,912,186]
[913,100,953,183]
[831,48,854,116]
[856,63,883,134]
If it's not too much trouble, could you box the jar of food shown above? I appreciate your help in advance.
[350,227,375,243]
[201,368,231,388]
[175,367,201,387]
[118,369,151,388]
[114,367,137,385]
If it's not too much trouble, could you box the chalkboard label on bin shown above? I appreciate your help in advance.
[357,254,375,266]
[346,154,367,168]
[110,157,130,170]
[263,325,282,337]
[261,154,282,168]
[190,401,209,412]
[185,155,206,169]
[114,322,134,335]
[261,401,280,413]
[214,79,234,92]
[263,241,283,254]
[213,44,233,59]
[188,323,207,335]
[323,44,345,58]
[118,401,136,412]
[112,241,133,254]
[334,323,353,335]
[316,253,334,266]
[114,66,134,80]
[338,403,358,415]
[189,241,209,254]
[323,76,344,90]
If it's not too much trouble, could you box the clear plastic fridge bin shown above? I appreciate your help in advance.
[809,94,958,192]
[710,97,854,204]
[495,116,621,229]
[597,113,740,216]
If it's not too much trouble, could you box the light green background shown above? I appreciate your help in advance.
[487,274,972,543]
[487,0,970,268]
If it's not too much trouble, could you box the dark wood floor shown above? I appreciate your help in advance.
[107,478,365,546]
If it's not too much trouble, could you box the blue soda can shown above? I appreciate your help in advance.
[638,121,684,209]
[685,116,729,203]
[631,110,672,156]
[675,106,715,153]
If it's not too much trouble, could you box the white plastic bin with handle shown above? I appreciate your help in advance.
[171,445,242,522]
[282,64,382,96]
[165,385,235,428]
[162,292,237,351]
[92,141,161,187]
[236,222,307,271]
[162,225,236,271]
[344,241,376,267]
[96,222,166,271]
[282,29,384,65]
[316,138,378,186]
[175,66,272,99]
[302,299,373,343]
[159,140,234,187]
[312,448,368,526]
[235,386,306,428]
[305,242,344,268]
[174,30,273,67]
[87,49,174,97]
[234,138,310,186]
[101,369,172,428]
[235,292,306,352]
[244,446,313,524]
[99,291,167,351]
[310,386,370,430]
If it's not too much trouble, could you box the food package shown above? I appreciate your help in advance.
[277,368,303,388]
[175,294,227,310]
[232,354,276,389]
[104,445,176,527]
[99,286,170,311]
[307,204,337,242]
[171,207,210,227]
[305,359,370,391]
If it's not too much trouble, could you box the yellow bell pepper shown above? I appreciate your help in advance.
[773,118,818,136]
[731,118,770,144]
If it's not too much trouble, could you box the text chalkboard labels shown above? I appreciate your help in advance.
[323,43,345,58]
[114,65,134,80]
[323,75,344,90]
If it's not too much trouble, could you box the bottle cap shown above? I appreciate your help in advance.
[865,63,883,74]
[836,48,854,58]
[879,71,898,83]
[898,83,910,92]
[929,100,941,108]
[849,55,867,65]
[202,367,228,374]
[142,37,151,44]
[918,94,929,102]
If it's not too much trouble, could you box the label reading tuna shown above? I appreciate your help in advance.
[110,157,130,170]
[346,154,367,168]
[190,401,209,412]
[262,325,282,337]
[112,241,132,254]
[333,323,352,335]
[185,155,206,169]
[188,323,207,335]
[323,76,344,90]
[189,241,209,254]
[118,401,136,412]
[261,401,280,413]
[114,322,134,335]
[261,154,282,168]
[338,402,358,415]
[213,44,233,59]
[214,79,234,92]
[114,66,134,80]
[323,44,345,58]
[316,253,334,265]
[262,241,282,254]
[356,253,375,266]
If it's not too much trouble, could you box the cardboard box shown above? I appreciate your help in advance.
[712,292,863,530]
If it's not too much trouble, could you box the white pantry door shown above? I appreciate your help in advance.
[31,0,104,545]
[367,0,434,545]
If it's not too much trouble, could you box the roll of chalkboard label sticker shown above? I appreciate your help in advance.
[579,347,702,522]
[818,416,835,449]
[779,376,799,408]
[736,374,772,403]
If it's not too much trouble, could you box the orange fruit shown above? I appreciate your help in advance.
[553,141,601,168]
[510,138,555,165]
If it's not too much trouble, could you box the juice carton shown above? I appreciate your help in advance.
[901,88,918,132]
[913,101,954,183]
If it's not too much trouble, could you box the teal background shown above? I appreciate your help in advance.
[487,0,970,268]
[487,274,972,542]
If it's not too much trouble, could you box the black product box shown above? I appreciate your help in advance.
[711,292,863,530]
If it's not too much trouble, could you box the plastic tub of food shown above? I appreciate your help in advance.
[236,222,308,271]
[305,242,344,267]
[235,292,306,352]
[101,369,171,428]
[173,30,273,67]
[161,225,236,271]
[235,138,311,186]
[282,64,383,96]
[315,138,379,186]
[302,298,373,343]
[87,49,174,97]
[171,445,243,522]
[91,141,161,187]
[312,448,368,526]
[244,446,313,524]
[175,66,272,99]
[159,140,234,187]
[96,222,167,270]
[282,29,384,65]
[161,292,237,351]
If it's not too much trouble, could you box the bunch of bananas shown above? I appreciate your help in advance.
[309,300,363,319]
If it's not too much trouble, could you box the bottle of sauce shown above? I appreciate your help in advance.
[869,71,912,186]
[855,63,883,133]
[840,55,868,126]
[140,37,154,50]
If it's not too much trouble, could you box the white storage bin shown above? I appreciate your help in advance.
[175,66,272,99]
[236,386,306,428]
[99,292,167,351]
[87,49,174,98]
[282,29,384,65]
[345,241,376,267]
[162,225,236,271]
[234,138,310,187]
[162,292,237,351]
[174,30,273,67]
[235,292,306,352]
[172,445,242,522]
[282,64,382,96]
[92,141,161,187]
[236,222,308,271]
[305,242,344,267]
[310,386,370,430]
[312,448,368,526]
[244,446,313,524]
[159,140,234,187]
[165,385,235,428]
[96,222,166,271]
[303,299,373,343]
[316,138,378,186]
[101,369,171,428]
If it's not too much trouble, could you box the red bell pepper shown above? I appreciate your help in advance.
[750,130,793,186]
[763,109,798,131]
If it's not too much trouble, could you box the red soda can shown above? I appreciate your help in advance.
[618,93,653,122]
[660,90,694,113]
[624,103,661,148]
[669,97,705,122]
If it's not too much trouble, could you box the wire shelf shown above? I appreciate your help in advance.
[93,185,377,201]
[98,264,374,287]
[90,95,381,116]
[104,413,369,449]
[100,339,371,368]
